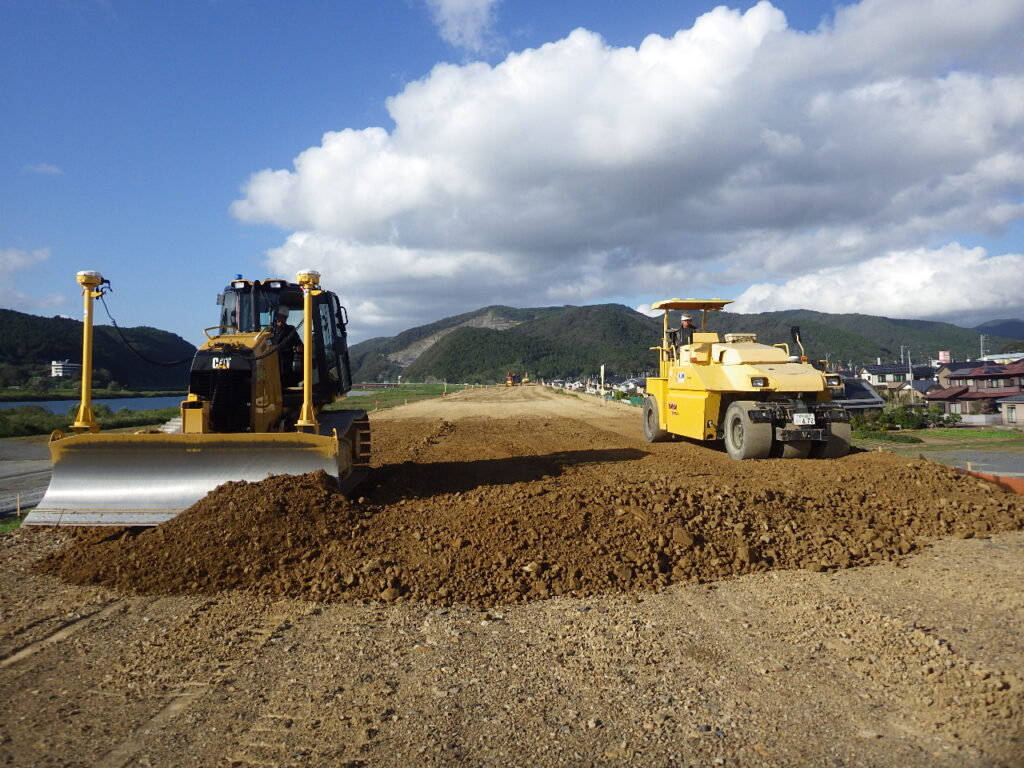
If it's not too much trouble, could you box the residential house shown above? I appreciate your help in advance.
[997,394,1024,427]
[612,377,645,394]
[978,353,1024,365]
[894,378,938,405]
[935,361,981,389]
[858,364,934,397]
[833,377,886,412]
[925,361,1024,425]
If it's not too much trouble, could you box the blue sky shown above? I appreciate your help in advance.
[3,0,1023,346]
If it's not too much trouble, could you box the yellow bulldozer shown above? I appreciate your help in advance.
[643,299,851,459]
[25,269,370,526]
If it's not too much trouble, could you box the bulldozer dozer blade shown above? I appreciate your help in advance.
[24,430,348,527]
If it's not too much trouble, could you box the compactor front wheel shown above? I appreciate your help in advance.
[809,422,851,459]
[723,401,772,460]
[642,397,670,443]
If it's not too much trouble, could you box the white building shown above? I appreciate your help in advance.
[51,359,82,378]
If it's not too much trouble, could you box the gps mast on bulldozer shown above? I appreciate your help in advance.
[643,299,851,460]
[25,269,370,527]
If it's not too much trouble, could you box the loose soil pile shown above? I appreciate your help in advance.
[36,416,1024,606]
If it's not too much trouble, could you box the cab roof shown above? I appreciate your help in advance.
[650,298,733,311]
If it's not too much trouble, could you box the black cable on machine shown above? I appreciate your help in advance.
[98,290,195,367]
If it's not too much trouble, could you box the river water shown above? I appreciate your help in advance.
[1,393,374,414]
[0,396,184,414]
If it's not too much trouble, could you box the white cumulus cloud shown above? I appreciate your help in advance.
[731,243,1024,324]
[426,0,499,53]
[0,247,65,312]
[233,0,1024,339]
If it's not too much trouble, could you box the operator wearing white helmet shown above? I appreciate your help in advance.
[669,313,697,350]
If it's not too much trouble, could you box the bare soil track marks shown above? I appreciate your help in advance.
[2,386,1023,766]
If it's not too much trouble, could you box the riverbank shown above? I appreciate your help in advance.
[0,389,185,402]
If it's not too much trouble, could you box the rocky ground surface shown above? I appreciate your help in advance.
[2,386,1023,767]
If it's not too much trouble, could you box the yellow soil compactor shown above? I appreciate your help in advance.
[25,269,370,526]
[643,299,851,460]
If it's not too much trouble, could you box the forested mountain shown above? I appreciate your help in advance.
[349,304,1019,382]
[702,310,1010,369]
[3,303,1017,388]
[973,319,1024,342]
[0,308,195,388]
[400,304,659,382]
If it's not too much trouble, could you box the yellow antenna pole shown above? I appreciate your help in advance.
[295,269,320,432]
[71,270,104,433]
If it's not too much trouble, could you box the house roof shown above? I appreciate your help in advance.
[861,364,934,376]
[995,393,1024,403]
[925,385,968,400]
[936,360,980,372]
[958,361,1024,378]
[833,377,886,409]
[902,380,937,394]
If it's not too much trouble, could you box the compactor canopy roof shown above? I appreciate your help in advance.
[650,298,733,312]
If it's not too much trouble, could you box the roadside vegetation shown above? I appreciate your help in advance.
[0,386,185,402]
[0,404,179,438]
[851,404,962,443]
[850,404,1024,455]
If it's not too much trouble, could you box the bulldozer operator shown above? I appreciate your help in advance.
[272,309,301,387]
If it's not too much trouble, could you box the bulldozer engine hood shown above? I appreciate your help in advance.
[192,348,253,372]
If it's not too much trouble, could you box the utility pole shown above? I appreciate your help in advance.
[980,334,986,359]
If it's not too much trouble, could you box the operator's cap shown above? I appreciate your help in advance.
[681,314,692,320]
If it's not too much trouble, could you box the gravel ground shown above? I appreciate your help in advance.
[1,386,1022,767]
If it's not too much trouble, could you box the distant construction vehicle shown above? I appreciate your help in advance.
[643,299,851,459]
[505,371,522,387]
[25,270,369,526]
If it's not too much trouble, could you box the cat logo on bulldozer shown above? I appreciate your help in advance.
[212,357,231,369]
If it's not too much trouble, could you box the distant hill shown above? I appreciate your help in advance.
[4,303,1012,389]
[400,304,659,382]
[703,309,1011,369]
[973,319,1024,341]
[349,305,1016,382]
[0,308,195,388]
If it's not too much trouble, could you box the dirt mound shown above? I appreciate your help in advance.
[35,417,1024,607]
[37,472,362,596]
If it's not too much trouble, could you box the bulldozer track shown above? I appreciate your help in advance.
[94,602,319,768]
[0,598,126,670]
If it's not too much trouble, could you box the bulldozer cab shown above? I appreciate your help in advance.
[215,278,353,399]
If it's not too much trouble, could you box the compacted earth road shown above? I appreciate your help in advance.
[1,386,1022,767]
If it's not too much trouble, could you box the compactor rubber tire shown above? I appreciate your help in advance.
[723,401,773,460]
[809,422,852,459]
[643,397,670,443]
[779,440,812,459]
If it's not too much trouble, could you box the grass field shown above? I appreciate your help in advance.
[911,428,1024,442]
[327,383,468,412]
